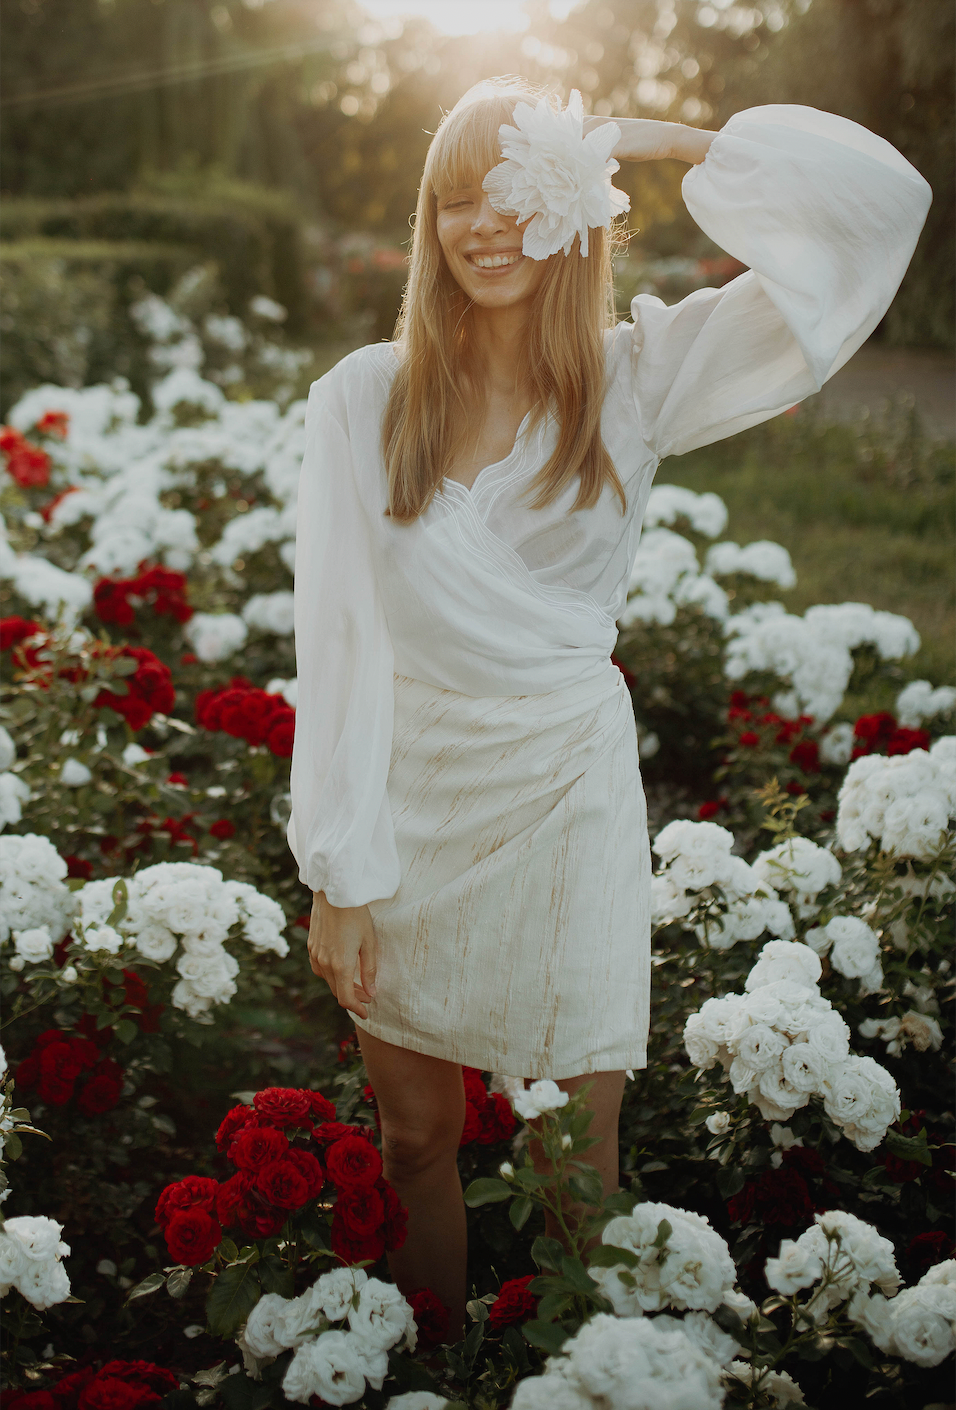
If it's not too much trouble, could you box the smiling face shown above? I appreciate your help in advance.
[436,184,546,309]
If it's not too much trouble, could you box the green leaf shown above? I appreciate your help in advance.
[297,1207,329,1250]
[463,1177,512,1207]
[587,1243,639,1270]
[3,1132,22,1161]
[461,1317,484,1368]
[114,1018,138,1046]
[883,1128,933,1166]
[219,1238,239,1262]
[834,1335,875,1368]
[531,1235,565,1271]
[106,879,128,930]
[219,1373,275,1410]
[601,1190,638,1219]
[126,1270,167,1302]
[523,1319,569,1355]
[206,1261,261,1338]
[652,1219,673,1249]
[717,1164,747,1198]
[560,1255,599,1295]
[258,1254,294,1298]
[386,1348,440,1392]
[568,1168,604,1207]
[509,1195,534,1231]
[512,1166,551,1190]
[535,1291,573,1322]
[166,1266,193,1299]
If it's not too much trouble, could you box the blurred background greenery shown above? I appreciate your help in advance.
[2,0,953,669]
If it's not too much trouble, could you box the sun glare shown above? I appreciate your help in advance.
[359,0,533,36]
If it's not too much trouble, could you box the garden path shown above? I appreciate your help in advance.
[803,342,955,440]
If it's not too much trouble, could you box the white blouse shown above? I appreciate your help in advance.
[288,104,931,907]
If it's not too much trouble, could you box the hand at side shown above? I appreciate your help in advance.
[307,891,378,1021]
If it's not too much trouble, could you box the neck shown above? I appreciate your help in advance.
[467,298,534,402]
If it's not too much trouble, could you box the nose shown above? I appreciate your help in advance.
[470,195,509,236]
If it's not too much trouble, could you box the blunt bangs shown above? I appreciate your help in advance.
[425,84,530,202]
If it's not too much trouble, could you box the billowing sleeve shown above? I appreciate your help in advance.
[631,105,932,460]
[287,375,400,907]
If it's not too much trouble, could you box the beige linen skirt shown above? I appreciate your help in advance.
[358,667,651,1080]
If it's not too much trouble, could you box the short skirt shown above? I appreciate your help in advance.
[358,666,651,1080]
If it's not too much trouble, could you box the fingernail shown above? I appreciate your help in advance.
[369,985,377,997]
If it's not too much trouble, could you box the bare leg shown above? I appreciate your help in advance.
[356,1027,467,1337]
[527,1070,626,1249]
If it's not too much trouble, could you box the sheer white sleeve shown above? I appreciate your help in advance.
[287,379,399,907]
[630,105,933,460]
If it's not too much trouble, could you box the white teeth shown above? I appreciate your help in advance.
[472,254,520,268]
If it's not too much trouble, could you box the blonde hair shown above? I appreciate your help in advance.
[382,77,627,522]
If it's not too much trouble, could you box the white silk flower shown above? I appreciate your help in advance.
[482,89,630,259]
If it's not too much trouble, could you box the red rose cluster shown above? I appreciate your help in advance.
[16,1029,124,1117]
[94,565,193,629]
[93,646,175,731]
[407,1287,450,1350]
[195,677,295,758]
[0,426,52,488]
[728,691,819,771]
[460,1068,518,1147]
[1,615,46,662]
[5,1359,177,1410]
[154,1086,408,1267]
[851,711,930,760]
[488,1274,537,1331]
[726,1147,839,1229]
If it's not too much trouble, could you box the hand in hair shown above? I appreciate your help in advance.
[583,115,716,166]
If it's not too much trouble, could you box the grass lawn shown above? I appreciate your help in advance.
[659,404,955,696]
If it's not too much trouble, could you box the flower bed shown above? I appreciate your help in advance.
[0,289,952,1405]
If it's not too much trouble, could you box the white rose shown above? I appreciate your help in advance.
[384,1396,449,1410]
[765,1233,826,1295]
[826,916,881,980]
[60,757,92,787]
[513,1079,569,1121]
[722,1288,758,1321]
[281,1329,367,1405]
[0,1231,28,1291]
[132,923,178,961]
[305,1266,368,1323]
[348,1277,415,1352]
[705,1112,731,1136]
[781,1042,827,1093]
[684,1013,720,1071]
[241,1292,299,1356]
[5,1215,69,1262]
[511,1373,590,1410]
[16,1257,71,1310]
[735,1023,789,1073]
[885,1285,955,1367]
[899,1010,943,1051]
[13,926,55,963]
[745,940,822,993]
[82,924,125,955]
[804,1010,851,1064]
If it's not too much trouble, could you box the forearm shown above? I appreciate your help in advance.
[595,115,717,165]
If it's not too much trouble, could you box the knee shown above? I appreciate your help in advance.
[380,1106,464,1180]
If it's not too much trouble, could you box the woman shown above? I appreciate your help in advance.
[289,78,930,1328]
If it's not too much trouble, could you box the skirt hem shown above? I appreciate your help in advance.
[353,1015,647,1082]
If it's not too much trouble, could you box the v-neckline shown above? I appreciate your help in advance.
[442,409,533,496]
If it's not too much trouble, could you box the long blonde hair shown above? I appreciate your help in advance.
[382,78,626,522]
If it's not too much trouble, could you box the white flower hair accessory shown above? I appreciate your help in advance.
[482,89,630,259]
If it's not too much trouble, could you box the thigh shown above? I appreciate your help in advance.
[357,1027,466,1137]
[556,1071,626,1141]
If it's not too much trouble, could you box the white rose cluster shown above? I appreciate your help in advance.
[836,737,956,859]
[76,861,288,1018]
[242,590,295,637]
[619,529,729,628]
[683,941,900,1149]
[704,539,796,589]
[805,915,883,989]
[765,1209,900,1316]
[510,1312,726,1410]
[650,820,794,949]
[858,1010,943,1056]
[0,1214,71,1310]
[725,601,920,722]
[496,1077,570,1122]
[642,484,728,538]
[184,611,249,663]
[0,833,77,950]
[239,1270,417,1406]
[852,1260,956,1368]
[752,836,842,919]
[589,1200,736,1316]
[724,1363,806,1408]
[895,679,956,729]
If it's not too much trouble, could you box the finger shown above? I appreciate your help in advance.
[359,937,378,999]
[334,966,368,1022]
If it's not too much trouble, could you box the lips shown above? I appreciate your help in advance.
[465,251,523,270]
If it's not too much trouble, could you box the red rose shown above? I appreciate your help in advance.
[253,1087,314,1126]
[76,1059,124,1116]
[4,1394,58,1410]
[753,1167,814,1227]
[164,1207,221,1265]
[335,1184,384,1238]
[95,1365,177,1399]
[379,1182,408,1251]
[312,1120,369,1145]
[309,1091,337,1122]
[0,616,42,652]
[330,1215,385,1265]
[215,1171,253,1230]
[94,578,136,628]
[408,1287,449,1351]
[697,799,726,821]
[210,818,235,840]
[255,1158,311,1211]
[488,1275,537,1331]
[907,1231,954,1274]
[229,1123,289,1170]
[51,1368,96,1407]
[789,740,820,773]
[462,1068,488,1107]
[459,1101,484,1146]
[479,1092,517,1145]
[156,1175,220,1229]
[195,688,226,731]
[325,1135,383,1188]
[215,1103,256,1153]
[94,648,174,732]
[77,1380,151,1410]
[36,410,69,438]
[266,711,295,758]
[283,1147,325,1199]
[65,855,94,880]
[726,1184,756,1225]
[238,1203,287,1240]
[1,427,51,488]
[738,731,760,748]
[887,726,931,756]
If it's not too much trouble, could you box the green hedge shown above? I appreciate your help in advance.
[0,238,197,417]
[0,189,312,335]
